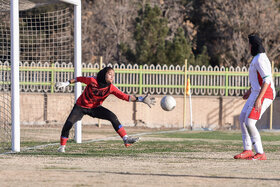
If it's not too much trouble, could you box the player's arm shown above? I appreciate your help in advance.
[69,79,76,84]
[254,58,272,112]
[255,83,269,112]
[55,79,74,89]
[55,77,93,89]
[111,85,155,108]
[110,85,130,101]
[129,95,137,102]
[242,87,251,100]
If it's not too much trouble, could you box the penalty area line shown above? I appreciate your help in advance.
[83,128,187,143]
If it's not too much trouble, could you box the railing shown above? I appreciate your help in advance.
[0,61,280,96]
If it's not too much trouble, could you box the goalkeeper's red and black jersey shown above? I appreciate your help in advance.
[75,76,129,108]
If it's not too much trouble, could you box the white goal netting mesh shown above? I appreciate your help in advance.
[0,64,11,153]
[0,4,73,63]
[0,0,74,153]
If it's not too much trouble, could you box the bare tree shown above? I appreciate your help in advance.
[200,0,280,67]
[160,0,186,40]
[82,0,139,64]
[81,0,195,64]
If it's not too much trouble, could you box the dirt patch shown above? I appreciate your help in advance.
[1,151,280,187]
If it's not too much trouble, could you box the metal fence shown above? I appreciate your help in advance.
[1,61,280,96]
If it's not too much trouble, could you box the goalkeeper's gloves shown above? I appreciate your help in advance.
[55,81,70,90]
[136,94,156,108]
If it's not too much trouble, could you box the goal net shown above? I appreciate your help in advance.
[0,62,11,153]
[0,0,79,153]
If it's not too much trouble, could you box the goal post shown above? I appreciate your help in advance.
[11,0,20,152]
[10,0,82,152]
[73,0,82,144]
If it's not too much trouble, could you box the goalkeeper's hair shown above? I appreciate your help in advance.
[97,67,114,87]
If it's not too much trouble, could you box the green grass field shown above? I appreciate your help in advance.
[18,129,280,157]
[1,128,280,186]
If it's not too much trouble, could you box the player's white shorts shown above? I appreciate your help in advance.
[241,92,273,120]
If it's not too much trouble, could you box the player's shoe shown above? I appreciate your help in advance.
[250,153,267,160]
[234,150,253,159]
[57,145,65,153]
[124,137,140,147]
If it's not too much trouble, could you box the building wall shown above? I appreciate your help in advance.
[20,93,280,130]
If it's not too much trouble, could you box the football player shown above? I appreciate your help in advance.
[234,33,275,160]
[56,67,155,152]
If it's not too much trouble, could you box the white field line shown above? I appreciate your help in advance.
[0,128,187,155]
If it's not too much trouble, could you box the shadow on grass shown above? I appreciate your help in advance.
[67,170,280,181]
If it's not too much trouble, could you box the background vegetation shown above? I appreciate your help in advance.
[13,0,280,67]
[80,0,280,67]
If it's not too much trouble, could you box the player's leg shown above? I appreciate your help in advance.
[58,104,85,152]
[245,98,273,160]
[241,110,252,151]
[89,106,139,147]
[234,99,254,159]
[245,118,264,158]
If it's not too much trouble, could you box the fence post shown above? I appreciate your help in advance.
[139,65,143,95]
[183,59,187,129]
[270,61,274,130]
[225,67,229,96]
[98,57,103,128]
[51,62,55,93]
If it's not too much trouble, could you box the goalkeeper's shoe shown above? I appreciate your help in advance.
[250,153,267,160]
[234,150,253,159]
[57,145,65,153]
[124,137,140,147]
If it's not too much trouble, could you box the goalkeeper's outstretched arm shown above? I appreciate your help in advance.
[134,94,156,108]
[68,79,76,84]
[55,79,76,89]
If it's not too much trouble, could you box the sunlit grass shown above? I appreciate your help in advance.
[17,130,280,157]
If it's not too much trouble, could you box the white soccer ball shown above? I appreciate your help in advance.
[160,95,176,111]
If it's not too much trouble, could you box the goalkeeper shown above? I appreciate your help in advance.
[55,67,155,152]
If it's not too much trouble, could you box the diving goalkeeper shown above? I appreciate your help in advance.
[55,67,155,152]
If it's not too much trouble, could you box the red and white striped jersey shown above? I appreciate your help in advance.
[249,53,275,99]
[75,76,129,108]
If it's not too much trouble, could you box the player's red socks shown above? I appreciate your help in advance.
[117,126,127,138]
[60,136,69,146]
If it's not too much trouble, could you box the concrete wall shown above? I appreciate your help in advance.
[20,93,280,129]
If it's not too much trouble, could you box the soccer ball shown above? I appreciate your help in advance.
[160,95,176,111]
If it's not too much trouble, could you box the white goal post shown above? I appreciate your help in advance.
[10,0,82,152]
